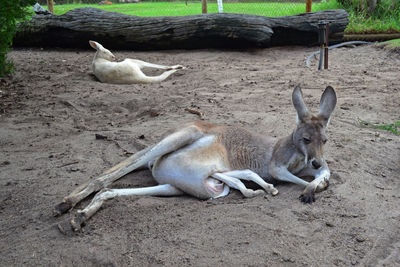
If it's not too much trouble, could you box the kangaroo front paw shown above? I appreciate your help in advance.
[243,189,265,198]
[253,189,266,197]
[263,184,279,196]
[299,191,315,203]
[316,179,330,193]
[299,185,316,203]
[270,187,279,196]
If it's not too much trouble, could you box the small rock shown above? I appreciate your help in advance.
[356,236,366,242]
[282,256,295,263]
[1,161,10,167]
[272,250,281,255]
[150,111,160,117]
[325,222,334,227]
[95,133,108,140]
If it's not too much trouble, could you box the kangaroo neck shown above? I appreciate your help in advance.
[274,131,305,164]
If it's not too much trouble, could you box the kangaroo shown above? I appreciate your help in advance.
[55,85,337,232]
[89,40,184,84]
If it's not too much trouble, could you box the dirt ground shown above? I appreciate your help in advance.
[0,44,399,266]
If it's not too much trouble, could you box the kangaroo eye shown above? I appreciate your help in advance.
[322,139,328,144]
[303,137,311,144]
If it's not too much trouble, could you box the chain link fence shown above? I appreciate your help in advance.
[36,0,337,17]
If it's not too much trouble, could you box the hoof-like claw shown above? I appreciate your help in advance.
[316,179,330,193]
[57,218,74,236]
[299,191,315,203]
[54,201,72,216]
[173,65,185,70]
[70,213,86,232]
[57,213,87,235]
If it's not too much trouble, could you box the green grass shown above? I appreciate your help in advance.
[379,38,400,48]
[345,12,400,33]
[375,38,400,53]
[338,0,400,33]
[360,120,400,136]
[36,0,400,33]
[48,1,338,17]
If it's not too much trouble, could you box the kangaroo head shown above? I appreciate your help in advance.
[89,40,116,61]
[291,86,337,169]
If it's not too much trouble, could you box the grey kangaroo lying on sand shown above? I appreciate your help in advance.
[55,85,337,232]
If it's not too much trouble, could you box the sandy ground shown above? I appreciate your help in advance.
[0,45,399,266]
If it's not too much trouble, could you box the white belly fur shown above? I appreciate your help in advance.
[152,135,229,199]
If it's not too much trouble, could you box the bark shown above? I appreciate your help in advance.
[14,8,349,50]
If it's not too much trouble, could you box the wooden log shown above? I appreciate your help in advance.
[14,8,348,50]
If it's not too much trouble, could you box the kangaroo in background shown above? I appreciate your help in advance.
[89,40,184,84]
[55,85,337,233]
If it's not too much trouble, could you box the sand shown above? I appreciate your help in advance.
[0,44,399,266]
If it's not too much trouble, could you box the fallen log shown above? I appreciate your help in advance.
[14,8,348,50]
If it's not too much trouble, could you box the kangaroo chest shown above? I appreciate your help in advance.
[287,152,307,174]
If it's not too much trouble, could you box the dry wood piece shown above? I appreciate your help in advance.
[14,8,349,49]
[185,108,205,120]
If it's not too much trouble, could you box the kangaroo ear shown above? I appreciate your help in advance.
[89,40,100,50]
[319,86,337,125]
[292,85,309,122]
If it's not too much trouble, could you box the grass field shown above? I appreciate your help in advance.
[360,120,400,136]
[50,1,338,17]
[43,1,400,33]
[342,0,400,33]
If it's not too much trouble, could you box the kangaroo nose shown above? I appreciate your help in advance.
[312,160,321,169]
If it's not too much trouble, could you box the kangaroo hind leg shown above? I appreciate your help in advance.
[62,184,183,233]
[54,124,205,216]
[134,59,184,70]
[133,67,179,83]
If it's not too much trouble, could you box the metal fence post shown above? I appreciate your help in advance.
[318,20,329,70]
[217,0,224,13]
[324,22,329,69]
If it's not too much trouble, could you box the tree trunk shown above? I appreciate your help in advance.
[14,8,349,50]
[202,0,207,14]
[47,0,54,14]
[306,0,312,12]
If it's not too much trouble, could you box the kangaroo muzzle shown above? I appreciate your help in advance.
[311,159,322,169]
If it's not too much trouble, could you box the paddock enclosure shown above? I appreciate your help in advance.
[0,44,399,265]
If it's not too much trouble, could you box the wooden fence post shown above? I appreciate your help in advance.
[202,0,207,14]
[47,0,54,14]
[306,0,312,12]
